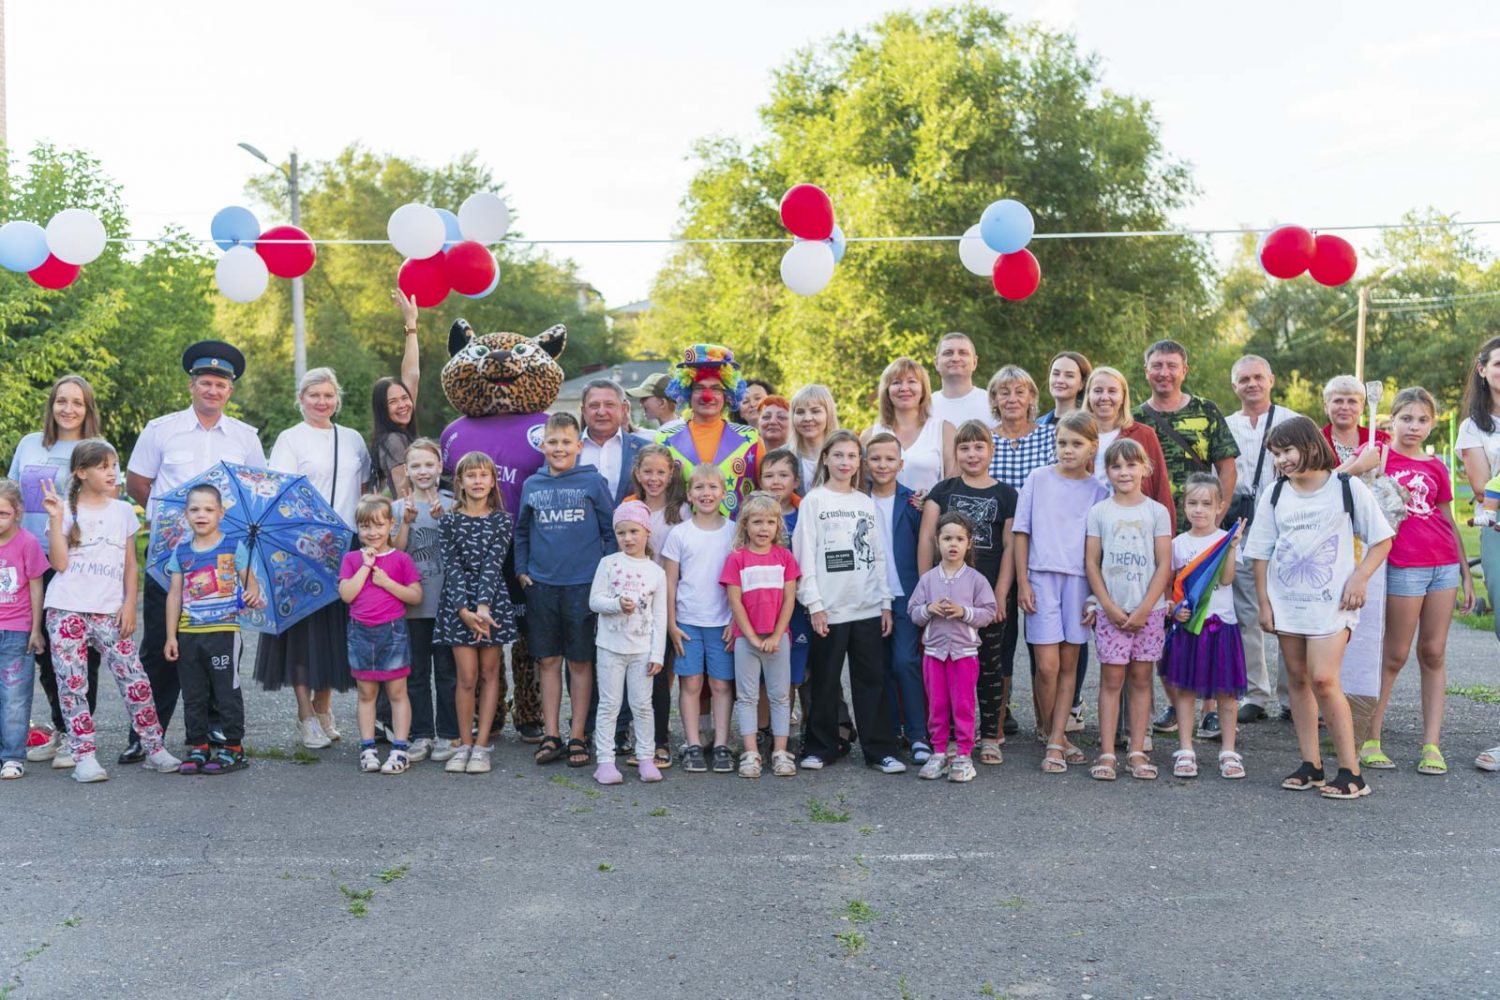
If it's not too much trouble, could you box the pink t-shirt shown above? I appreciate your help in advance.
[1383,450,1459,568]
[718,545,800,639]
[0,531,48,632]
[340,549,422,626]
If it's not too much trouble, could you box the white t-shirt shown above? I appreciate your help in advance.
[1172,529,1237,624]
[1244,474,1395,636]
[931,387,994,429]
[1226,406,1294,498]
[870,416,947,494]
[1457,416,1500,481]
[661,518,736,627]
[44,499,140,615]
[872,492,904,597]
[1093,428,1122,484]
[1085,496,1173,611]
[268,423,372,528]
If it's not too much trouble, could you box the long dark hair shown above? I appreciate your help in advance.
[1462,338,1500,434]
[370,377,417,483]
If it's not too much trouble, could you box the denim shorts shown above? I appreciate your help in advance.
[673,622,735,681]
[1386,562,1461,598]
[525,582,596,662]
[347,618,411,682]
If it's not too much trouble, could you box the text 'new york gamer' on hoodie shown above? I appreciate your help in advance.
[514,464,617,586]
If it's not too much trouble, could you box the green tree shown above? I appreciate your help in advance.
[638,4,1214,425]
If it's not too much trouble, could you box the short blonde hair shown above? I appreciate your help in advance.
[296,367,343,417]
[1322,374,1365,404]
[733,492,789,550]
[876,358,933,428]
[355,493,394,526]
[1085,367,1135,430]
[987,365,1039,422]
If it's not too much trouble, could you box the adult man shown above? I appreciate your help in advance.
[626,373,677,440]
[1224,355,1293,723]
[124,341,265,763]
[930,332,994,428]
[656,344,762,517]
[579,378,645,505]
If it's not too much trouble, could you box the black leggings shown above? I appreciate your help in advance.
[805,617,898,763]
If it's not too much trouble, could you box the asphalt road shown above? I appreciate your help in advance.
[3,624,1498,1000]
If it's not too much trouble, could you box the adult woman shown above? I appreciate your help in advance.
[987,365,1055,490]
[1084,367,1176,518]
[368,291,423,495]
[255,368,372,749]
[736,378,775,428]
[1038,351,1092,427]
[1321,375,1389,464]
[866,357,955,494]
[791,384,839,494]
[756,394,791,452]
[1456,338,1500,771]
[8,375,102,764]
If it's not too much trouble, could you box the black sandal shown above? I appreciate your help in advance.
[1320,768,1370,800]
[1280,760,1326,790]
[534,735,564,765]
[566,738,590,768]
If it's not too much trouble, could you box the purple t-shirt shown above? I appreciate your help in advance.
[439,413,548,519]
[0,531,48,632]
[1012,465,1110,576]
[340,548,421,626]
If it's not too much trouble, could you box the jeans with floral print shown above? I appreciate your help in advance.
[45,610,165,761]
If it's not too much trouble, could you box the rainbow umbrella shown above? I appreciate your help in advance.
[1169,521,1243,635]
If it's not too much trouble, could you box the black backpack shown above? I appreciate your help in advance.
[1269,472,1354,522]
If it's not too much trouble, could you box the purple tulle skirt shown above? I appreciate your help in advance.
[1160,615,1246,699]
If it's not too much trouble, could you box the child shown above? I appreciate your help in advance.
[917,420,1015,765]
[1246,415,1393,800]
[792,430,906,773]
[338,495,424,775]
[40,440,180,782]
[515,412,616,769]
[908,512,998,782]
[163,483,264,775]
[1083,438,1174,780]
[434,451,518,775]
[1161,473,1247,779]
[589,500,668,785]
[868,433,928,763]
[760,449,811,687]
[791,384,839,494]
[0,479,46,779]
[1344,388,1473,776]
[1012,411,1108,776]
[391,438,457,763]
[662,464,737,773]
[720,492,800,778]
[621,443,688,769]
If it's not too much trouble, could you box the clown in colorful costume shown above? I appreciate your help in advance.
[655,344,763,518]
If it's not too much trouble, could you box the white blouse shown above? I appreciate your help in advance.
[268,422,372,527]
[872,415,947,494]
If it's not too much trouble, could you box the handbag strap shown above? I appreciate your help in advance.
[1250,404,1275,491]
[1379,441,1391,475]
[1142,404,1209,473]
[330,424,340,508]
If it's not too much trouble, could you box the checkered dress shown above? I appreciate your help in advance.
[988,424,1056,491]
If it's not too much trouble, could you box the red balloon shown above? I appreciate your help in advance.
[992,249,1041,300]
[1309,234,1358,286]
[255,225,316,279]
[28,254,81,290]
[779,184,835,241]
[1260,225,1316,279]
[398,254,450,308]
[444,241,498,296]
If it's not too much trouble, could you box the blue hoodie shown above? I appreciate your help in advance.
[514,464,617,586]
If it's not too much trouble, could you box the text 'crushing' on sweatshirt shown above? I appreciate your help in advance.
[514,464,617,586]
[791,485,892,624]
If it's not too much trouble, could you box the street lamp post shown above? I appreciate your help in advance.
[238,142,306,383]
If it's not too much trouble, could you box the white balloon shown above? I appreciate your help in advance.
[45,208,107,266]
[780,240,836,296]
[958,223,1000,277]
[216,246,269,303]
[387,203,447,259]
[458,193,512,243]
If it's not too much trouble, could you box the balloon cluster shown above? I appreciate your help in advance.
[0,209,108,289]
[210,205,316,303]
[392,194,507,307]
[778,184,845,296]
[960,199,1040,300]
[1259,226,1357,286]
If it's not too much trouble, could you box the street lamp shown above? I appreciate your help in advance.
[1353,262,1405,384]
[238,142,307,383]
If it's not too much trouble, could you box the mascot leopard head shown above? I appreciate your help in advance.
[441,319,567,417]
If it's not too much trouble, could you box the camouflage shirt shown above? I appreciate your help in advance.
[1135,396,1239,531]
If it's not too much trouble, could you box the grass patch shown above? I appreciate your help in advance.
[375,864,409,884]
[648,806,669,817]
[998,896,1025,910]
[244,744,288,760]
[338,883,374,917]
[805,796,851,823]
[1449,684,1500,705]
[291,747,320,765]
[20,942,48,962]
[597,862,614,872]
[550,774,602,798]
[844,899,877,924]
[1456,610,1495,633]
[834,929,866,956]
[857,825,875,836]
[61,916,80,928]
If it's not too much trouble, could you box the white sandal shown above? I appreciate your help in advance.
[1218,750,1246,779]
[1476,746,1500,772]
[1172,748,1198,778]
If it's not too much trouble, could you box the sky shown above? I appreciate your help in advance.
[6,1,1498,306]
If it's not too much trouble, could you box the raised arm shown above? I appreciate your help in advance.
[394,289,421,413]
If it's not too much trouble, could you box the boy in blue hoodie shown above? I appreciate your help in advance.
[516,413,617,767]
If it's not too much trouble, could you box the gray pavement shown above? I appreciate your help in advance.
[3,624,1499,1000]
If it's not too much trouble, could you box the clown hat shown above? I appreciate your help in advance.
[667,343,746,406]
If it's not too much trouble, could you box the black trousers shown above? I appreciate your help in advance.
[177,631,245,746]
[36,571,98,730]
[805,617,898,763]
[976,621,1007,740]
[139,578,178,735]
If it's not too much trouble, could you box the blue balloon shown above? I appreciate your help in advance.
[827,224,847,264]
[211,206,260,252]
[462,266,501,299]
[436,208,463,250]
[979,199,1034,254]
[0,220,50,273]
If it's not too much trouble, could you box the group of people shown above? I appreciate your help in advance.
[1,301,1497,800]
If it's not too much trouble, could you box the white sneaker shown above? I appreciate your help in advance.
[465,745,492,774]
[799,754,825,771]
[359,748,381,773]
[1,761,23,779]
[918,754,950,780]
[142,748,182,773]
[429,738,457,762]
[72,756,108,783]
[444,744,472,773]
[27,731,62,762]
[316,711,342,741]
[948,754,977,782]
[874,755,907,775]
[407,738,432,762]
[52,749,76,769]
[299,717,332,750]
